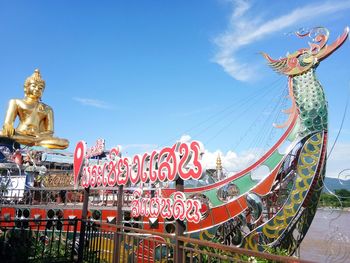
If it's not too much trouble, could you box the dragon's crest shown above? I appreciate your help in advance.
[262,27,349,76]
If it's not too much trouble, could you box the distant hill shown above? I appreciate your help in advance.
[323,177,350,192]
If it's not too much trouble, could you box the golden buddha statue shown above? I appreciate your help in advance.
[0,69,69,149]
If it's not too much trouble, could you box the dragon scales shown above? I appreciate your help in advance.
[241,27,349,253]
[157,27,349,255]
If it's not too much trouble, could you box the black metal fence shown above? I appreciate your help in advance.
[0,218,312,263]
[81,221,116,263]
[0,218,78,263]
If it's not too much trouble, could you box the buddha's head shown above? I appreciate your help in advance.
[24,69,46,100]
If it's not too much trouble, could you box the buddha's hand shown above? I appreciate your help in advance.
[39,131,54,137]
[2,123,15,136]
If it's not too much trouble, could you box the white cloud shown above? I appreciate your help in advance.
[73,97,114,110]
[178,134,258,173]
[201,142,350,181]
[179,134,192,143]
[201,148,257,172]
[208,142,350,180]
[176,135,349,182]
[176,135,350,181]
[231,0,251,18]
[213,0,350,81]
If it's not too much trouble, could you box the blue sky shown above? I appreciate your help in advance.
[0,0,349,179]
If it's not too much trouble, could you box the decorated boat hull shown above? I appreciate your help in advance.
[0,27,348,256]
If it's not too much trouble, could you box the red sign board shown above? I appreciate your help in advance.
[74,140,204,188]
[73,140,204,223]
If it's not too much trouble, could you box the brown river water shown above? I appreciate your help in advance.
[300,209,350,263]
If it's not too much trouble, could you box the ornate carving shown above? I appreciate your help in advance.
[42,173,73,188]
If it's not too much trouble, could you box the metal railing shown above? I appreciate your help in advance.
[114,226,307,263]
[0,187,134,210]
[82,223,312,263]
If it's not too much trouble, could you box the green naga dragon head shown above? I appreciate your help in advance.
[261,27,349,76]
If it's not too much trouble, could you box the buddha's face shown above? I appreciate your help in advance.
[26,80,44,99]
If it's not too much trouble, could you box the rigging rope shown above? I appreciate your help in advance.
[157,76,284,148]
[246,86,288,158]
[327,83,350,159]
[198,79,284,144]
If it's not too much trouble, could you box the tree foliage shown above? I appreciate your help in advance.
[319,189,350,207]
